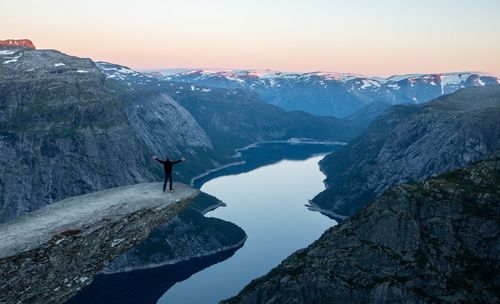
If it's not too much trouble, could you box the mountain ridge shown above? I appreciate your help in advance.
[150,68,499,117]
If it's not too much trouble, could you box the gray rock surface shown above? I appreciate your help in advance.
[0,182,198,304]
[313,85,500,217]
[0,46,160,222]
[224,157,500,304]
[101,193,246,274]
[126,94,212,151]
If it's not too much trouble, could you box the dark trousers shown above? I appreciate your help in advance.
[163,173,173,192]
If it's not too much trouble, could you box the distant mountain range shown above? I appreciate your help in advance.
[146,68,500,117]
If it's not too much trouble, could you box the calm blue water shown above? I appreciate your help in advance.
[158,155,337,304]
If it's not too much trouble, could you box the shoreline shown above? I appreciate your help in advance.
[190,160,246,187]
[199,200,227,215]
[312,150,346,220]
[306,200,348,221]
[232,138,347,158]
[190,138,346,187]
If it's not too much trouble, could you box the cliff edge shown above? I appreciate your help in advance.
[0,182,199,304]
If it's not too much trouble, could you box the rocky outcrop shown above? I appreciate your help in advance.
[313,85,500,218]
[100,193,246,274]
[0,39,35,49]
[0,182,199,304]
[224,157,500,304]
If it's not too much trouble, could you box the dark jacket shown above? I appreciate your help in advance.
[155,157,182,174]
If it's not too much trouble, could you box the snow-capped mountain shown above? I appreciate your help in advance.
[149,69,500,117]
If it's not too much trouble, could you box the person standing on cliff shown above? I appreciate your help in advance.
[153,156,185,192]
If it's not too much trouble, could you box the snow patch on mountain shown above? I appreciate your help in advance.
[439,73,473,87]
[387,74,424,82]
[0,50,16,56]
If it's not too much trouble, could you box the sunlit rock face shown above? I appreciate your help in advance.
[0,39,36,49]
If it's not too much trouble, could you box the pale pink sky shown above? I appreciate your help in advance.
[2,0,500,76]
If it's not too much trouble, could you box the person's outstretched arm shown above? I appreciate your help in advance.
[172,157,186,165]
[153,156,165,164]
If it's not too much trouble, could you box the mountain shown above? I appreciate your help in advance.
[346,100,392,129]
[0,39,36,49]
[223,156,500,303]
[97,62,360,157]
[96,61,159,86]
[0,44,163,222]
[153,69,500,117]
[312,85,500,218]
[0,45,358,223]
[0,42,359,302]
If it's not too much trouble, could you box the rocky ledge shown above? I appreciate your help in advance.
[100,193,246,274]
[0,182,199,304]
[224,157,500,303]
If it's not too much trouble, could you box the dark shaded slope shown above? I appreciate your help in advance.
[169,87,359,155]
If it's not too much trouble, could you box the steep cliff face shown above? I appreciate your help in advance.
[313,85,500,218]
[224,157,500,304]
[0,183,199,304]
[0,46,232,222]
[115,87,216,181]
[0,46,161,222]
[100,193,246,274]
